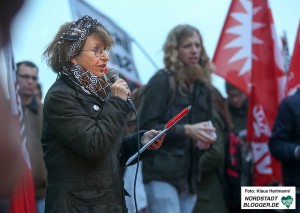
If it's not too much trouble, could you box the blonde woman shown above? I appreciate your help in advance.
[140,25,216,213]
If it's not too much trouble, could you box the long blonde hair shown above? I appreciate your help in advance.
[163,25,214,92]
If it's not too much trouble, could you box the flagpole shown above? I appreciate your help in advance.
[281,31,290,73]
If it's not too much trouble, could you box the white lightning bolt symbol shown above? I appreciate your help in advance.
[224,0,265,76]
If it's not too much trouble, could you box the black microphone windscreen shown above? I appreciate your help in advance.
[106,68,119,83]
[107,68,136,112]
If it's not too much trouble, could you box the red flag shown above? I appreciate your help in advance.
[245,0,285,186]
[213,0,285,186]
[286,20,300,95]
[9,164,36,213]
[213,0,253,95]
[2,38,36,212]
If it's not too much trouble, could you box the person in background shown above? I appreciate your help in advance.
[41,15,165,213]
[193,87,232,213]
[16,61,46,213]
[225,82,248,138]
[34,82,43,102]
[225,81,252,212]
[269,88,300,213]
[140,24,216,213]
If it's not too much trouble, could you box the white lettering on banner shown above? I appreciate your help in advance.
[109,53,134,72]
[111,32,130,52]
[252,142,272,174]
[252,105,271,138]
[251,105,273,175]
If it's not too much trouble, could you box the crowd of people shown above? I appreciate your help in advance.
[0,1,299,212]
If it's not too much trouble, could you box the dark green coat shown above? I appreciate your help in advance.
[193,111,228,213]
[141,70,212,193]
[227,100,248,139]
[42,76,146,213]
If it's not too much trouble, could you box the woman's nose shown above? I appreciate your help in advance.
[100,52,109,61]
[191,45,199,53]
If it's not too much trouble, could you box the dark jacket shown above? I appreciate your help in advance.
[42,75,146,213]
[227,100,248,139]
[193,110,228,213]
[269,88,300,186]
[141,70,212,193]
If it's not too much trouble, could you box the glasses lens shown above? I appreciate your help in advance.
[19,74,38,81]
[93,48,110,57]
[104,49,110,56]
[95,49,101,57]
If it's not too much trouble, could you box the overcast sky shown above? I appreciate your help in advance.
[10,0,300,98]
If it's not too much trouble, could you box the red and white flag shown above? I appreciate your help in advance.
[213,0,285,186]
[286,20,300,96]
[1,39,36,212]
[213,0,253,95]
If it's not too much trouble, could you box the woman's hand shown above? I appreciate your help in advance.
[111,78,131,101]
[184,121,217,147]
[141,130,166,150]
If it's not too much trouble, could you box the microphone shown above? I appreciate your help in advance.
[106,68,136,112]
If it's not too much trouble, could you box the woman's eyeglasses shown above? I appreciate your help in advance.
[81,48,110,57]
[18,74,38,81]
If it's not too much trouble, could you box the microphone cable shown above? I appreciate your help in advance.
[133,108,140,213]
[124,100,140,213]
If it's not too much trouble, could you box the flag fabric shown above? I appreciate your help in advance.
[68,0,141,85]
[248,0,285,186]
[213,0,253,95]
[286,20,300,95]
[1,39,36,213]
[213,0,285,186]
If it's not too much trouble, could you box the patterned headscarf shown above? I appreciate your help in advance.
[59,15,112,102]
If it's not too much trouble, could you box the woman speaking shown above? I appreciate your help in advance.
[42,15,165,213]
